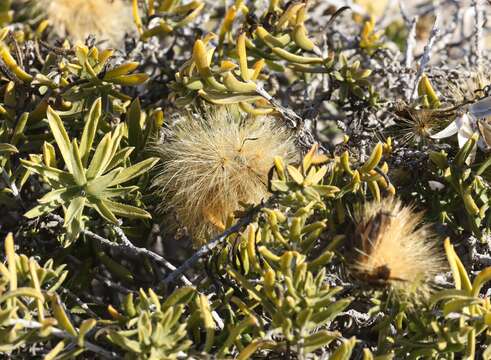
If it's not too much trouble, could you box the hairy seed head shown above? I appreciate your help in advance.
[44,0,134,47]
[352,197,446,300]
[152,106,298,245]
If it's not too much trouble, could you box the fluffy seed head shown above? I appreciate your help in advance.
[44,0,134,47]
[152,106,297,245]
[351,197,446,300]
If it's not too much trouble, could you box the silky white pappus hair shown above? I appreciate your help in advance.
[44,0,135,47]
[152,106,298,245]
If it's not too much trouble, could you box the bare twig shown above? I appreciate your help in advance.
[411,16,440,100]
[8,31,24,69]
[66,254,135,295]
[471,0,484,67]
[59,286,99,318]
[38,40,75,56]
[112,224,135,247]
[162,203,263,286]
[48,214,192,286]
[256,85,302,128]
[398,0,411,24]
[405,17,418,69]
[474,253,491,266]
[111,224,192,285]
[256,85,327,153]
[340,309,383,327]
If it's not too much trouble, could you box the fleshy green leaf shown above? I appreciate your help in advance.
[127,98,143,151]
[37,187,68,204]
[20,159,75,186]
[92,199,119,223]
[77,319,97,347]
[109,157,159,186]
[11,112,29,146]
[64,196,85,226]
[0,143,18,154]
[69,140,87,186]
[85,168,122,198]
[105,147,134,172]
[79,98,102,166]
[47,106,73,172]
[87,132,113,179]
[101,199,152,220]
[106,331,142,353]
[24,202,60,219]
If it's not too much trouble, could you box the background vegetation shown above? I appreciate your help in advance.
[1,0,491,358]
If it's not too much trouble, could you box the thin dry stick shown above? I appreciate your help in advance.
[66,254,135,294]
[48,214,192,286]
[8,31,24,69]
[472,0,484,67]
[162,203,263,286]
[256,85,327,153]
[59,286,99,318]
[405,17,418,69]
[110,224,192,285]
[256,85,302,128]
[411,15,440,100]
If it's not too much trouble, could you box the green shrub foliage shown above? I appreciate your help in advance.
[1,0,491,359]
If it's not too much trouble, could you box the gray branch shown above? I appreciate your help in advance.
[472,0,484,67]
[48,214,192,286]
[162,202,264,286]
[411,15,441,101]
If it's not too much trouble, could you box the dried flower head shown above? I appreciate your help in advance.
[391,102,453,145]
[447,69,491,104]
[393,108,439,145]
[351,197,446,300]
[44,0,135,47]
[152,106,297,245]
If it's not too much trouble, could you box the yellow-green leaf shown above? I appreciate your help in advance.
[472,267,491,297]
[92,199,119,224]
[79,98,102,166]
[109,157,159,186]
[127,98,143,151]
[103,62,139,80]
[20,159,75,186]
[85,168,122,198]
[69,140,87,186]
[47,106,73,172]
[24,202,60,219]
[110,73,149,85]
[0,287,44,304]
[5,233,16,292]
[44,340,66,360]
[64,196,86,227]
[87,133,113,179]
[49,293,77,336]
[101,199,152,220]
[0,143,18,154]
[287,165,304,185]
